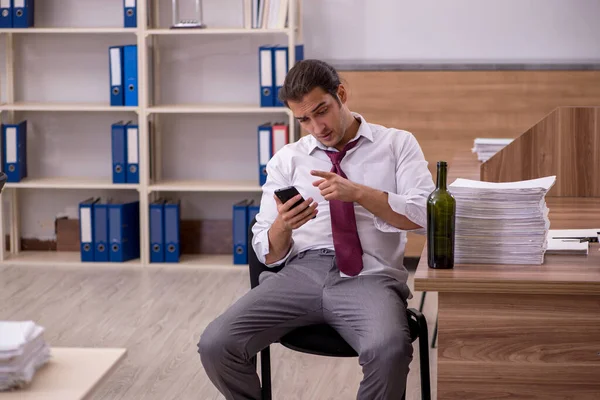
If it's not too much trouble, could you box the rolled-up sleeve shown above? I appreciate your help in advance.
[373,132,435,235]
[251,154,295,267]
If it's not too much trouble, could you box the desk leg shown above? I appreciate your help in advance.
[436,292,600,399]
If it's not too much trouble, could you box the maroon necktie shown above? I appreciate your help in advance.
[325,139,364,276]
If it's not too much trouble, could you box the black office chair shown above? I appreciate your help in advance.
[418,292,438,348]
[0,172,7,193]
[247,218,431,400]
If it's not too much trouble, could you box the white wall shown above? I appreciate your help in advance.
[304,0,600,63]
[2,0,598,240]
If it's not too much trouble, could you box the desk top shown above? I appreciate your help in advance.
[414,150,600,295]
[0,347,126,400]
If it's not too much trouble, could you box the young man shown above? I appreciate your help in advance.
[199,59,435,399]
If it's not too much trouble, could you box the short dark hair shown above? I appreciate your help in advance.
[278,59,342,107]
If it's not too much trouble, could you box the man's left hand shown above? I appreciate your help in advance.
[310,170,361,202]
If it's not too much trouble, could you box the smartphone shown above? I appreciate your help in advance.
[274,186,317,219]
[274,186,304,209]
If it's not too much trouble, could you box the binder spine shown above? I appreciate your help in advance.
[123,0,137,28]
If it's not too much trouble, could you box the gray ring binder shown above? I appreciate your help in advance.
[171,0,206,29]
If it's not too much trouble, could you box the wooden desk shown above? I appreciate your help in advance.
[0,347,126,400]
[415,151,600,399]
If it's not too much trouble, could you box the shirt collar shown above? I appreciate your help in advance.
[306,112,374,155]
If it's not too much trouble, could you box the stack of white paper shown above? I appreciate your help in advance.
[472,138,513,162]
[0,321,51,391]
[449,176,556,265]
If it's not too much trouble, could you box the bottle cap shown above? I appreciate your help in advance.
[437,161,447,167]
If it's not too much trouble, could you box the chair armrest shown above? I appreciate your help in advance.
[406,307,427,343]
[248,217,285,289]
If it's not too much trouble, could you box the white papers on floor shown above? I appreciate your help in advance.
[0,321,51,391]
[472,138,513,162]
[449,176,556,265]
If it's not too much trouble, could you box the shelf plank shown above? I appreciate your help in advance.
[0,27,137,34]
[0,251,141,267]
[0,102,139,112]
[146,28,290,35]
[149,254,247,270]
[0,252,246,270]
[149,179,261,192]
[147,104,291,115]
[5,177,139,190]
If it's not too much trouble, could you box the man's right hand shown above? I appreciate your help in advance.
[274,194,318,231]
[265,194,318,265]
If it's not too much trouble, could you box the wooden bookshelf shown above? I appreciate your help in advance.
[0,0,303,267]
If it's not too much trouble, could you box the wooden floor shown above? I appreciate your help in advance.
[0,262,438,399]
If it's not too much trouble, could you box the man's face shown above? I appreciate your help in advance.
[288,87,346,148]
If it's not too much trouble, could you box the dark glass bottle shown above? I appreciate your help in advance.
[427,161,456,269]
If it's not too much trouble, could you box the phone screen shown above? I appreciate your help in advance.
[275,186,304,209]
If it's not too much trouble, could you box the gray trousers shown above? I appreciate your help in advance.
[198,249,413,400]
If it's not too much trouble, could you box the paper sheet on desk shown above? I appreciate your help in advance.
[546,238,589,255]
[0,321,39,354]
[472,138,513,162]
[473,138,514,146]
[450,176,556,191]
[548,229,600,239]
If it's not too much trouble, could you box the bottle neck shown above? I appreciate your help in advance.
[437,164,447,190]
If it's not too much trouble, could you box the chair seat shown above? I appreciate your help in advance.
[279,324,357,357]
[277,312,421,358]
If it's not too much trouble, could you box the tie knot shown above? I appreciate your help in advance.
[325,138,360,165]
[326,150,345,165]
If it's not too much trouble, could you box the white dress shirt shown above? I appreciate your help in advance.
[251,112,435,293]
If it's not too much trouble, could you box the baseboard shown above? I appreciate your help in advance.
[6,218,235,255]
